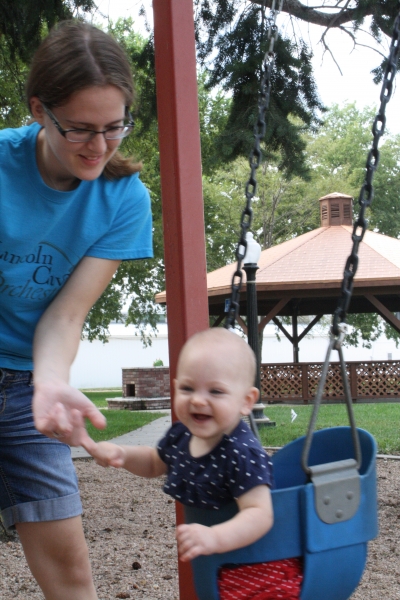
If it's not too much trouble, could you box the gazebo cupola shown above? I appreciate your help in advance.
[319,192,353,226]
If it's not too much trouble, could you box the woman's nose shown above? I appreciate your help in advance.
[86,132,108,153]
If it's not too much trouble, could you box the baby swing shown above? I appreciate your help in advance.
[184,2,400,599]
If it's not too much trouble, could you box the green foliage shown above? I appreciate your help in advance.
[370,135,400,237]
[0,1,95,62]
[0,0,95,129]
[194,2,323,177]
[193,1,400,93]
[0,41,30,128]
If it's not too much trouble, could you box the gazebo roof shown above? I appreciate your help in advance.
[207,225,400,296]
[155,193,400,320]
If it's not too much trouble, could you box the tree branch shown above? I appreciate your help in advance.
[249,0,371,29]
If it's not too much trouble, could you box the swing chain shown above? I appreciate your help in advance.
[303,5,400,480]
[331,5,400,338]
[225,0,282,329]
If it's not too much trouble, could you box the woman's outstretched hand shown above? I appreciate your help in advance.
[33,379,106,447]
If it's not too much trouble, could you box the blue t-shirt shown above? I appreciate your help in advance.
[0,123,153,369]
[157,421,274,509]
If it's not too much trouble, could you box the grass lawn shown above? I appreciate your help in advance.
[81,389,165,442]
[86,410,165,442]
[81,389,122,408]
[81,389,400,453]
[259,403,400,455]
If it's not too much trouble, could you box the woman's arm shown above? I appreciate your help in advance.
[33,256,120,446]
[176,485,274,562]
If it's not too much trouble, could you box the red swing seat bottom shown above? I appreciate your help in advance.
[218,557,303,600]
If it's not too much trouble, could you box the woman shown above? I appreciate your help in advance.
[0,20,152,599]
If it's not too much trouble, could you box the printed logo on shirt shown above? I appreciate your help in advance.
[0,241,74,302]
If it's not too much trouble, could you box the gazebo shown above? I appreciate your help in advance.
[156,192,400,404]
[206,192,400,346]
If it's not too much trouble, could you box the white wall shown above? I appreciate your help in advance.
[70,323,169,389]
[262,326,400,364]
[70,322,400,389]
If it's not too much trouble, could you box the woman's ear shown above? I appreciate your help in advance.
[240,386,260,416]
[29,97,45,124]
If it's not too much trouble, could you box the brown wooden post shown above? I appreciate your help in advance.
[152,1,209,598]
[301,363,309,404]
[292,311,299,363]
[350,363,358,402]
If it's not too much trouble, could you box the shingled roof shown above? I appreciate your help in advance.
[156,193,400,322]
[206,225,400,297]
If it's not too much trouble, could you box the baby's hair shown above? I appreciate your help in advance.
[26,20,141,179]
[178,328,256,388]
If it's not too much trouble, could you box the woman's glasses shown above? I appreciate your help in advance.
[41,103,135,142]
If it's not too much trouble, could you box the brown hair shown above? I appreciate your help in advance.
[26,20,141,179]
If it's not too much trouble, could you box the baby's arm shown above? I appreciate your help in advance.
[176,484,273,562]
[83,438,167,478]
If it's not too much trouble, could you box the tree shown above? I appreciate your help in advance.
[203,102,400,347]
[0,1,95,62]
[0,1,97,129]
[193,0,399,172]
[194,1,400,76]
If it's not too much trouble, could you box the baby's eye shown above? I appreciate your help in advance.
[210,388,224,396]
[179,385,193,393]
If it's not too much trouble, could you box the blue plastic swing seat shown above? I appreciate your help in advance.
[184,426,378,600]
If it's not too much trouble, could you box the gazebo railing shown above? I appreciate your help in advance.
[260,360,400,403]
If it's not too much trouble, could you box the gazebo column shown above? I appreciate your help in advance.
[292,309,299,363]
[271,311,324,364]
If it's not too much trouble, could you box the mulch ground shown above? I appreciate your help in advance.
[1,457,400,599]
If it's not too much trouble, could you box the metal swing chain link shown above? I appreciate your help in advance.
[225,0,283,329]
[332,3,400,337]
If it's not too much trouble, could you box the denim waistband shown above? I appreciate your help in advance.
[0,368,32,385]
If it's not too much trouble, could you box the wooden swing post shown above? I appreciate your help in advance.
[152,1,209,598]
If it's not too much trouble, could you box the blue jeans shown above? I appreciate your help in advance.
[0,368,81,530]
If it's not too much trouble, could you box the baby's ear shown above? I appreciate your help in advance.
[240,386,260,416]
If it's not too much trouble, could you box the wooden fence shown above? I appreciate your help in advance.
[260,360,400,403]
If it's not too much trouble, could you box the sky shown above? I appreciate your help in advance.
[92,0,399,134]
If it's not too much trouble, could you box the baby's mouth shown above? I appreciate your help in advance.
[191,413,211,422]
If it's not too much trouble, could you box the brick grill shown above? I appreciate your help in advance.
[107,367,171,411]
[122,367,170,398]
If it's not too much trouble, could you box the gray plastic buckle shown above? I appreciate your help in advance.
[310,459,361,524]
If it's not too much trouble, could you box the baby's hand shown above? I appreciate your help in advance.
[83,439,125,468]
[176,523,218,562]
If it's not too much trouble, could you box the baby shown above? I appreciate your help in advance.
[84,328,302,599]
